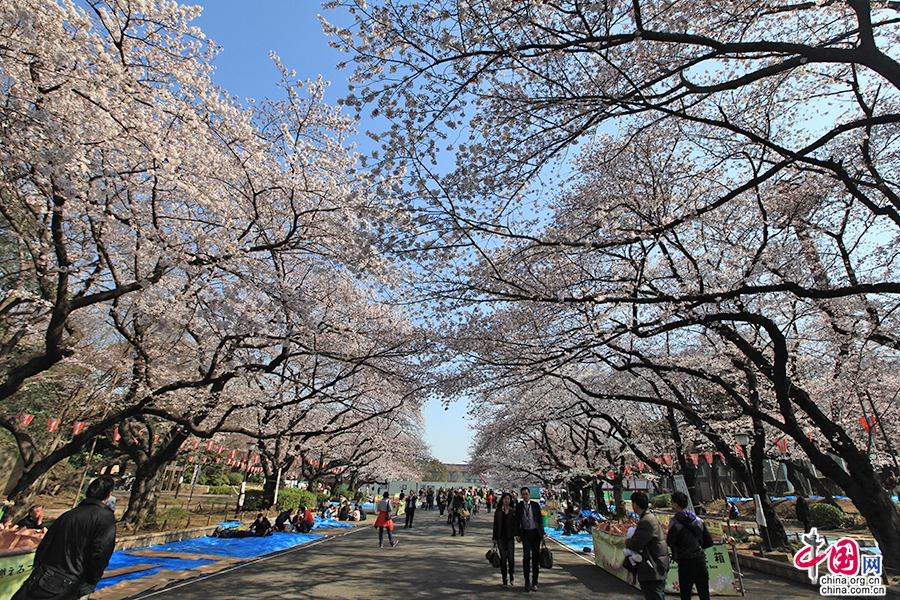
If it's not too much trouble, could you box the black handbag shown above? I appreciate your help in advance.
[539,542,553,569]
[486,546,501,568]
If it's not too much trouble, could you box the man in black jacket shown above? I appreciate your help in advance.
[514,486,546,593]
[667,491,714,600]
[13,475,117,600]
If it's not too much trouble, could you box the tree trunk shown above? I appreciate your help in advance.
[261,470,278,509]
[750,419,787,549]
[612,476,626,519]
[121,428,187,529]
[592,478,609,516]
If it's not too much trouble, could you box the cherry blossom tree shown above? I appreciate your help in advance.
[1,0,430,527]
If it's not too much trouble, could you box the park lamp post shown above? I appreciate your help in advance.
[735,433,772,551]
[235,441,257,519]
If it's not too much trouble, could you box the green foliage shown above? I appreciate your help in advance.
[650,493,671,508]
[208,485,237,496]
[316,491,330,504]
[197,462,231,486]
[418,458,449,481]
[810,502,844,529]
[227,472,244,485]
[277,488,317,511]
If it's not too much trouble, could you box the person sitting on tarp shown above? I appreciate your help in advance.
[293,506,314,533]
[338,502,351,521]
[211,514,272,538]
[249,513,272,536]
[274,508,294,532]
[562,503,580,535]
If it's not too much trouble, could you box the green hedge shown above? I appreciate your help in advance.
[277,488,318,511]
[810,502,844,529]
[650,493,671,508]
[207,485,237,496]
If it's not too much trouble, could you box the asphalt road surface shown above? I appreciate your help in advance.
[141,508,829,600]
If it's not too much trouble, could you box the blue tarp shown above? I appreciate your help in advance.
[146,532,323,558]
[97,553,215,590]
[313,516,356,529]
[547,529,594,553]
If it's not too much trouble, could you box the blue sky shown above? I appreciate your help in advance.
[195,1,472,465]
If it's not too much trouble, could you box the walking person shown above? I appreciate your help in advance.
[449,489,467,536]
[404,490,417,528]
[374,492,398,548]
[625,491,670,600]
[514,486,546,592]
[667,491,714,600]
[492,492,517,587]
[12,476,117,600]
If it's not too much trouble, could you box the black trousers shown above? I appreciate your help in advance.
[677,557,710,600]
[520,528,541,586]
[405,507,416,527]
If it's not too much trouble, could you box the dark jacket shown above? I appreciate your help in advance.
[449,494,466,513]
[625,510,670,582]
[513,500,545,538]
[32,498,117,595]
[666,510,714,563]
[16,514,42,529]
[492,506,516,540]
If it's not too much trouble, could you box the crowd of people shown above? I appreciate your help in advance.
[4,481,798,599]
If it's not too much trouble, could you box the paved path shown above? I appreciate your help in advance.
[140,509,827,600]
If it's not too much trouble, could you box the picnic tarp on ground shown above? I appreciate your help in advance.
[145,532,323,558]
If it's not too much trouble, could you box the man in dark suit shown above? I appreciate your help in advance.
[625,491,670,600]
[514,486,546,592]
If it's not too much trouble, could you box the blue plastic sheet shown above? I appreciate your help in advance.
[547,529,594,553]
[313,516,356,529]
[147,532,323,558]
[97,552,215,590]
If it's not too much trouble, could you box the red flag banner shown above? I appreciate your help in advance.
[704,452,714,465]
[72,421,86,435]
[19,414,34,427]
[734,443,744,458]
[113,427,121,442]
[48,418,61,432]
[776,438,789,454]
[690,453,699,466]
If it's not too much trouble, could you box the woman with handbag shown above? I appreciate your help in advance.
[374,492,398,548]
[492,492,517,587]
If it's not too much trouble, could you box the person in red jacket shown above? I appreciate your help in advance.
[13,476,117,600]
